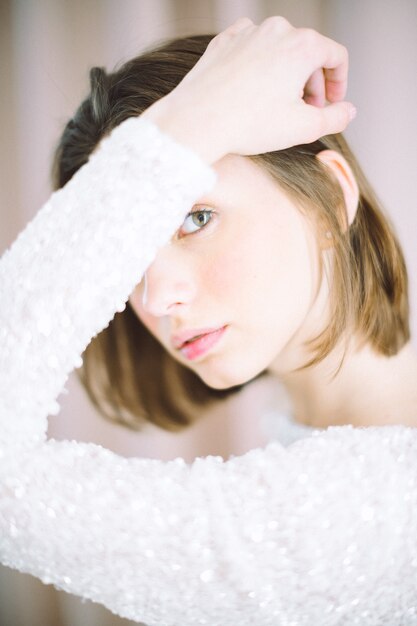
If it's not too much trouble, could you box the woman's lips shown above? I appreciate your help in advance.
[175,326,227,361]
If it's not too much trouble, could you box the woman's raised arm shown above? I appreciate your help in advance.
[0,117,216,449]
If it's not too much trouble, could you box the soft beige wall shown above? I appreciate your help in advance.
[1,1,416,624]
[327,0,417,338]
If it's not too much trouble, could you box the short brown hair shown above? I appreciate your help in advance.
[51,34,409,432]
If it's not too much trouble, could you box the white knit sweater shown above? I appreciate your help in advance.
[1,116,416,626]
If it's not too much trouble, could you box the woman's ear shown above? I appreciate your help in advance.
[316,149,359,229]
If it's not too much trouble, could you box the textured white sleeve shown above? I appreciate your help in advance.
[0,116,216,449]
[1,116,417,626]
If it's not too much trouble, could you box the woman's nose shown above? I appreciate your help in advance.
[141,244,196,317]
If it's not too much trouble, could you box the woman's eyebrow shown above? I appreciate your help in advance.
[191,197,217,209]
[193,193,215,203]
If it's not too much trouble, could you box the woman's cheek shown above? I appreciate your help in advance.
[203,242,251,304]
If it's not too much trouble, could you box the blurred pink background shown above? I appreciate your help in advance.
[1,1,416,624]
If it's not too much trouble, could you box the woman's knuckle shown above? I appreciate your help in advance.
[340,44,348,60]
[209,31,231,47]
[297,27,319,44]
[234,16,253,27]
[219,16,253,38]
[261,16,291,31]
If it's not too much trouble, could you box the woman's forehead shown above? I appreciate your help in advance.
[198,154,287,207]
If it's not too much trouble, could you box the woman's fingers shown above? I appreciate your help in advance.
[305,100,356,140]
[324,68,348,102]
[303,68,326,107]
[317,39,349,102]
[295,29,349,103]
[296,29,354,141]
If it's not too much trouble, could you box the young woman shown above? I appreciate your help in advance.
[1,16,417,625]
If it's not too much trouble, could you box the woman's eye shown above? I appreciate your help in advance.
[180,209,213,235]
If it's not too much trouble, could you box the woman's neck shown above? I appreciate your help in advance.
[272,339,417,429]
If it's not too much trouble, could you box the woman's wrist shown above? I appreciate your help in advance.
[141,97,225,165]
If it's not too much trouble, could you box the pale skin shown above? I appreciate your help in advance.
[130,16,417,429]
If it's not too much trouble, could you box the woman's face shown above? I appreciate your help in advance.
[129,154,329,389]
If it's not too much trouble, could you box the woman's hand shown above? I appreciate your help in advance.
[142,16,355,164]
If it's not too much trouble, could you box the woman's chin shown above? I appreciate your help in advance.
[194,360,261,390]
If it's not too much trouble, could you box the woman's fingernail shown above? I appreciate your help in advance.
[349,105,357,120]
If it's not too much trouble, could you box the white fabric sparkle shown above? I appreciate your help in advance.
[1,116,417,625]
